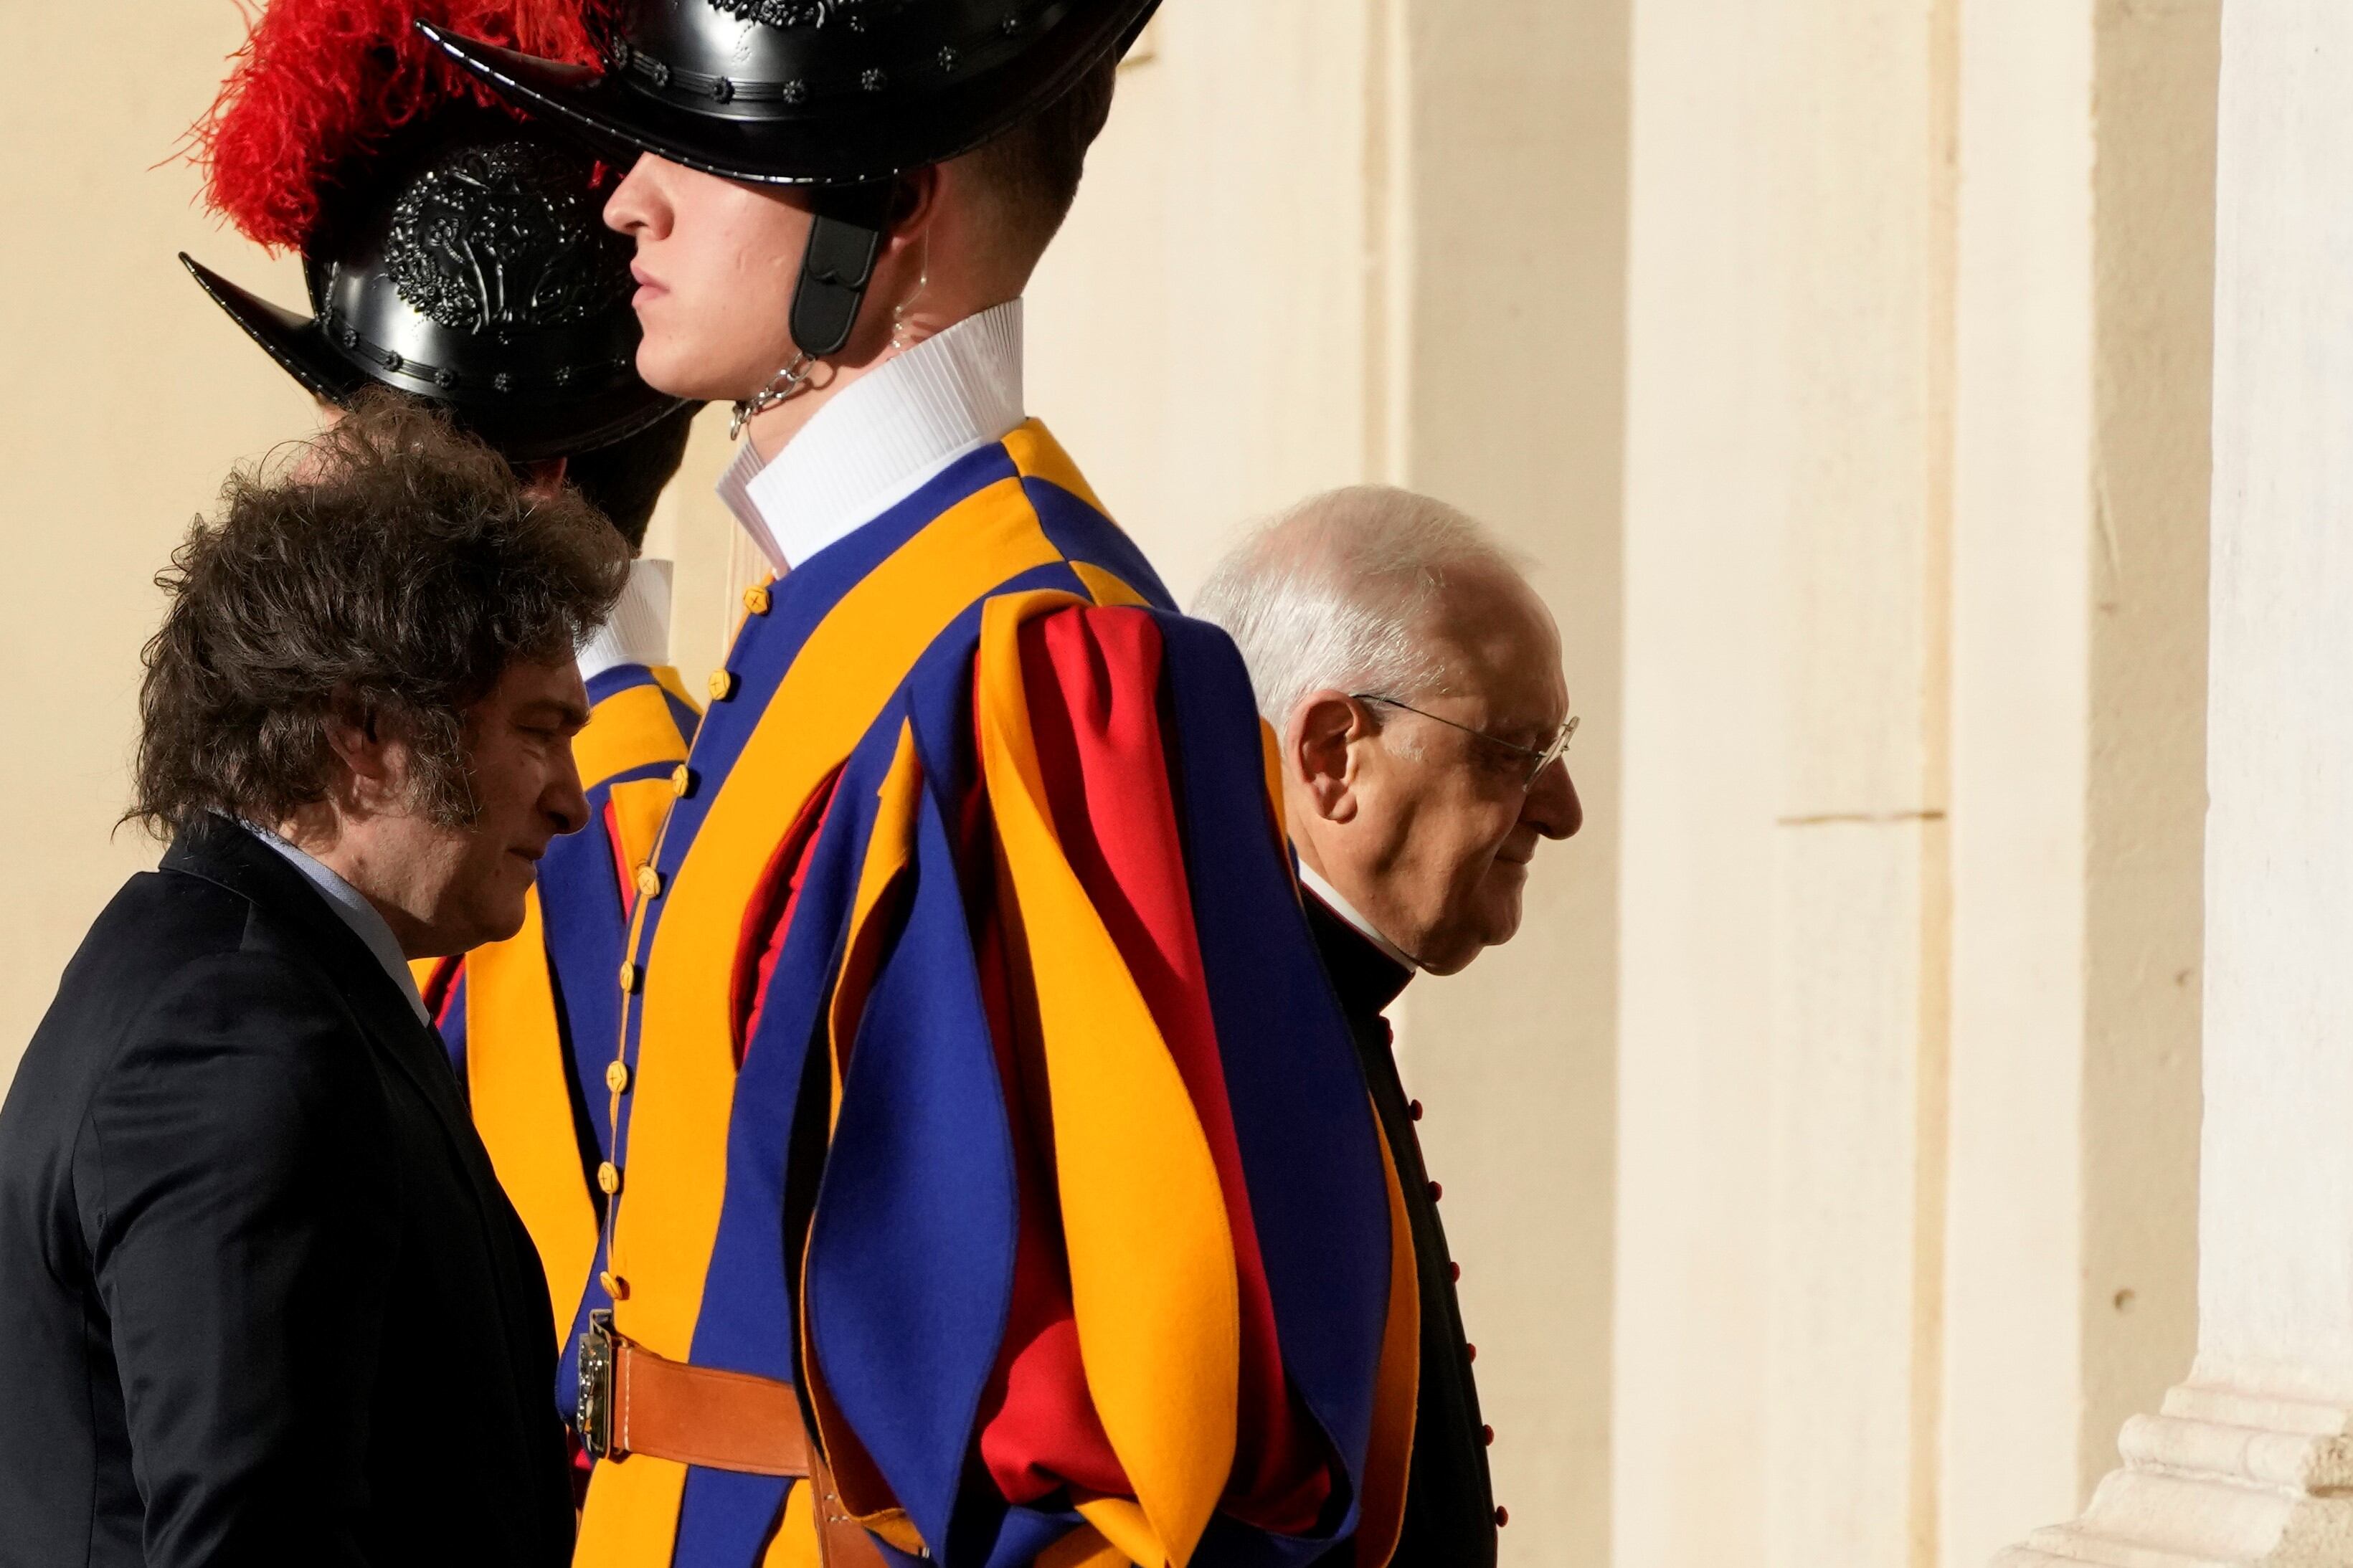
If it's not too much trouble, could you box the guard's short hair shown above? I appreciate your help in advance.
[1193,485,1533,728]
[129,393,628,837]
[958,54,1119,261]
[567,401,701,551]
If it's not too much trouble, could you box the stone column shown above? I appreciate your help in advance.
[1999,3,2353,1562]
[1615,5,1957,1564]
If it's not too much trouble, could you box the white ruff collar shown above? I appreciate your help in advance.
[716,299,1026,573]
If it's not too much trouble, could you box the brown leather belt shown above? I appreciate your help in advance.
[579,1311,888,1567]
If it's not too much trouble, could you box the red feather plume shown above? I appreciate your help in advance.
[194,0,616,252]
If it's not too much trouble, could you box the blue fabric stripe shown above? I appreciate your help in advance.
[661,686,704,743]
[967,1505,1085,1568]
[1019,477,1174,609]
[437,969,470,1081]
[601,759,689,792]
[801,756,1017,1559]
[587,662,660,704]
[673,1466,795,1568]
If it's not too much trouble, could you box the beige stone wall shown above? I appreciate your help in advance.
[0,4,316,1073]
[2,4,2222,1567]
[1615,3,2214,1566]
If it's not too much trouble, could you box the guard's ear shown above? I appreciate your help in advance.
[1287,690,1375,825]
[885,164,940,240]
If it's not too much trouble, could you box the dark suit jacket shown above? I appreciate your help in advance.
[0,819,573,1568]
[1304,894,1497,1568]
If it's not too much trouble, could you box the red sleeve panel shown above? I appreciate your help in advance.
[974,605,1330,1531]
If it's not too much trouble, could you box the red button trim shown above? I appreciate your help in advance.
[1449,1260,1462,1282]
[1482,1424,1495,1446]
[1466,1342,1477,1362]
[1409,1099,1424,1121]
[1429,1180,1444,1202]
[1495,1506,1510,1528]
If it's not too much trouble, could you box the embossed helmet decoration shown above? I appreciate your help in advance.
[421,0,1160,360]
[181,0,685,462]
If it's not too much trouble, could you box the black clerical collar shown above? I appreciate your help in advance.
[1303,889,1416,1021]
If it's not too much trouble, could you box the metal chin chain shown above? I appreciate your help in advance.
[729,351,816,439]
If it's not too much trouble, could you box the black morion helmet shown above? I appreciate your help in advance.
[422,0,1160,358]
[186,115,685,463]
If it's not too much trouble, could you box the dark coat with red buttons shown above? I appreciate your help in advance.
[1303,893,1500,1568]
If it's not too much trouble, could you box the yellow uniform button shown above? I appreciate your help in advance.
[600,1270,628,1300]
[617,961,638,994]
[635,865,662,899]
[605,1060,630,1094]
[671,764,693,797]
[708,668,737,702]
[743,584,772,616]
[597,1161,621,1195]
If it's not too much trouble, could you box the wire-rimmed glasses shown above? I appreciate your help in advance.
[1349,694,1578,791]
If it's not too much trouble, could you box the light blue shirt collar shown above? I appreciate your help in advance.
[241,822,431,1025]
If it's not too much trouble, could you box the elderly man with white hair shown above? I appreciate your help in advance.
[1195,484,1581,1568]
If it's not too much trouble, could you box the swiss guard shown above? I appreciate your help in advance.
[186,0,706,1465]
[430,1,1416,1564]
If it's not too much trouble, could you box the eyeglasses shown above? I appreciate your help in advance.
[1350,694,1579,791]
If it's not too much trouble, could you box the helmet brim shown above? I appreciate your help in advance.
[181,254,686,463]
[419,4,1160,187]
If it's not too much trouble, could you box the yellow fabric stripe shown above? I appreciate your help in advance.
[649,662,697,713]
[609,777,676,890]
[407,956,441,996]
[1038,1528,1132,1568]
[612,476,1064,1362]
[1257,719,1290,859]
[1071,560,1148,609]
[464,888,599,1345]
[976,589,1239,1568]
[1350,1111,1422,1568]
[759,1480,822,1568]
[575,680,693,788]
[1003,419,1113,516]
[1072,1498,1165,1567]
[577,1454,689,1568]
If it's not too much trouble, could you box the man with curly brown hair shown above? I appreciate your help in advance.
[182,6,709,1455]
[0,399,626,1568]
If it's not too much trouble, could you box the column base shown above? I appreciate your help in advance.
[1997,1385,2353,1567]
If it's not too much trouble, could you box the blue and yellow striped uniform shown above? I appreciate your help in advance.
[577,424,1414,1568]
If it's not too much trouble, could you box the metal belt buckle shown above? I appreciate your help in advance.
[578,1308,617,1461]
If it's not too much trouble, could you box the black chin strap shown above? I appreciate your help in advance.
[788,179,896,357]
